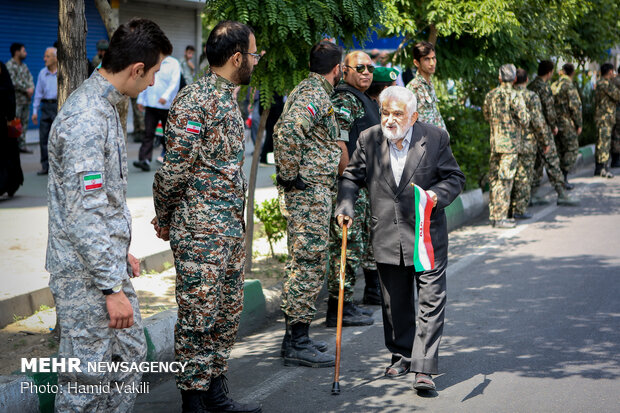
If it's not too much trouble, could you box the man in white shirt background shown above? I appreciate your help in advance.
[134,54,180,171]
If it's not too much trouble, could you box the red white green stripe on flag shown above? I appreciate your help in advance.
[412,183,435,272]
[186,120,202,134]
[83,173,103,191]
[306,102,318,117]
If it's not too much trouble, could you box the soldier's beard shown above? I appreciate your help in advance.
[381,123,408,142]
[236,56,253,86]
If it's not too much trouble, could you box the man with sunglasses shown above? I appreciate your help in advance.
[405,41,447,133]
[326,51,380,330]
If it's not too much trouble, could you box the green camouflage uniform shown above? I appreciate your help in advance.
[612,76,620,155]
[483,82,529,221]
[153,71,246,391]
[406,71,447,132]
[511,86,549,214]
[527,76,566,196]
[5,57,34,148]
[594,77,620,164]
[327,89,376,302]
[274,72,340,324]
[46,71,146,412]
[551,75,582,174]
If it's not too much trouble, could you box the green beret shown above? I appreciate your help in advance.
[372,67,399,83]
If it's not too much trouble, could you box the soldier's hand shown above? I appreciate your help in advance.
[27,88,34,98]
[151,217,170,241]
[337,214,352,228]
[577,127,582,136]
[543,145,551,155]
[137,104,145,112]
[552,127,558,136]
[128,253,140,278]
[106,291,134,329]
[158,97,167,105]
[32,113,38,125]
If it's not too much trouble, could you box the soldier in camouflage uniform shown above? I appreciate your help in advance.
[483,64,529,229]
[551,63,582,187]
[612,66,620,168]
[5,43,34,152]
[152,21,261,413]
[405,41,447,132]
[326,51,378,328]
[274,41,342,368]
[527,61,580,207]
[45,19,172,412]
[593,63,620,178]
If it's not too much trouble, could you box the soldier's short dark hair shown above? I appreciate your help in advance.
[206,20,254,68]
[413,41,435,62]
[10,43,24,57]
[102,18,172,74]
[309,41,342,75]
[186,45,196,52]
[600,63,614,77]
[515,68,528,85]
[562,63,575,76]
[537,60,554,77]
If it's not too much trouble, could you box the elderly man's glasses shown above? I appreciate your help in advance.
[243,52,262,62]
[345,64,375,74]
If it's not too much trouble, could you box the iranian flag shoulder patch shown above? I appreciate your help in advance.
[186,120,202,134]
[412,183,435,272]
[83,173,103,191]
[306,102,318,117]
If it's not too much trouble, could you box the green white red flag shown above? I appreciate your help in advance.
[413,184,435,272]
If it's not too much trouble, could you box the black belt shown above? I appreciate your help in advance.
[41,99,57,103]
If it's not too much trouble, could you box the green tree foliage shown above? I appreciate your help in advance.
[205,0,384,106]
[255,198,287,258]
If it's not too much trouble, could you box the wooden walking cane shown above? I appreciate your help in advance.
[332,218,348,395]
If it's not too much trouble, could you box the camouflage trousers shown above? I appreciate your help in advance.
[50,272,146,412]
[170,228,245,391]
[15,103,30,149]
[613,117,620,154]
[280,184,333,324]
[531,138,566,197]
[510,153,536,215]
[489,152,517,221]
[327,188,373,302]
[555,122,579,174]
[595,121,614,164]
[131,97,145,134]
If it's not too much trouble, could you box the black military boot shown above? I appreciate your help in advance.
[611,152,620,168]
[594,162,603,176]
[283,322,335,367]
[280,315,328,357]
[202,375,262,413]
[563,172,574,190]
[181,389,208,413]
[326,297,374,327]
[362,269,382,305]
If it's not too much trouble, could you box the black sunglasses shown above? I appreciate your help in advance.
[345,64,375,74]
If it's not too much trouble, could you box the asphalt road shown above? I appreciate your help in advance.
[135,171,620,413]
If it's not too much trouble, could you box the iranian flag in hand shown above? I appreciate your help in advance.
[412,184,435,272]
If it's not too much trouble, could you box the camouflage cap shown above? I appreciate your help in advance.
[372,67,399,83]
[96,39,109,51]
[499,64,516,82]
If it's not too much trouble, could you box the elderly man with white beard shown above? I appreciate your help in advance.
[335,86,465,392]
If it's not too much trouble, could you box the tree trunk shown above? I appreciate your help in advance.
[428,23,438,46]
[57,0,88,108]
[94,0,128,138]
[244,107,270,275]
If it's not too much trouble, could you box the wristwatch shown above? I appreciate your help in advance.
[102,283,122,295]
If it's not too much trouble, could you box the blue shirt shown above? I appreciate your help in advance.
[137,56,181,110]
[33,66,58,113]
[388,125,413,186]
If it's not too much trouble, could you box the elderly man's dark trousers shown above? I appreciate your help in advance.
[376,253,447,375]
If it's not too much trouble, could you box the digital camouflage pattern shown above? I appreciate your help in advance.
[153,70,246,390]
[170,229,244,390]
[46,71,146,412]
[511,86,548,214]
[483,82,529,221]
[6,57,34,147]
[274,72,340,323]
[528,76,558,131]
[552,75,582,173]
[613,76,620,154]
[406,72,447,132]
[332,88,364,142]
[594,77,620,164]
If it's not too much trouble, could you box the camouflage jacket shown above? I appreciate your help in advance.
[46,71,131,290]
[527,76,558,131]
[615,76,620,127]
[594,77,620,126]
[406,72,447,132]
[515,85,550,154]
[551,75,582,130]
[273,72,340,187]
[153,71,246,238]
[331,88,364,141]
[5,58,34,105]
[483,82,529,154]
